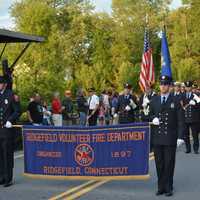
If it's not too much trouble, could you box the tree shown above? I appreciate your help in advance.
[167,0,200,81]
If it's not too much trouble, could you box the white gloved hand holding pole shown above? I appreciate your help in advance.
[129,99,137,109]
[152,117,160,125]
[125,105,131,111]
[193,94,200,103]
[5,121,12,128]
[143,96,150,104]
[142,96,150,108]
[189,100,196,106]
[142,102,148,108]
[113,113,118,118]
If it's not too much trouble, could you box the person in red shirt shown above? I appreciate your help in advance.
[51,92,62,126]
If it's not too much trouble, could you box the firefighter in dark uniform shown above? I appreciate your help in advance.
[172,82,185,144]
[172,82,183,101]
[182,81,200,154]
[0,76,20,187]
[115,83,138,124]
[149,75,183,197]
[192,83,200,95]
[139,84,156,122]
[138,85,156,152]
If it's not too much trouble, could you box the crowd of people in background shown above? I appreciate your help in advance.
[26,88,120,127]
[26,81,200,130]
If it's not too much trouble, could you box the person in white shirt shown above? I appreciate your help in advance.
[87,88,99,126]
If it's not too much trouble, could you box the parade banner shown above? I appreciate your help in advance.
[22,123,150,180]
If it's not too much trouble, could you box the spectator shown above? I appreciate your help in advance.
[111,92,119,125]
[98,100,106,126]
[51,92,62,126]
[87,88,99,126]
[62,90,73,126]
[42,100,52,125]
[76,89,88,126]
[27,94,43,125]
[101,90,111,125]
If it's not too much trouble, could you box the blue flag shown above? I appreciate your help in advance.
[161,30,172,78]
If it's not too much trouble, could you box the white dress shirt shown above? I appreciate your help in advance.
[88,95,99,110]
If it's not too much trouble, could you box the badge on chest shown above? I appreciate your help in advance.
[170,103,175,109]
[4,99,8,105]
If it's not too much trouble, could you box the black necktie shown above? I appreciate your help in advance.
[88,97,92,108]
[162,96,166,104]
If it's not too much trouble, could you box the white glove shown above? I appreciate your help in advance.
[113,113,118,118]
[189,100,196,106]
[193,94,200,103]
[152,117,160,125]
[142,102,148,108]
[125,105,131,111]
[129,99,137,109]
[143,96,150,104]
[44,111,51,116]
[5,121,12,128]
[177,139,185,147]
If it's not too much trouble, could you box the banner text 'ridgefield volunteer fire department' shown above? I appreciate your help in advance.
[23,123,150,180]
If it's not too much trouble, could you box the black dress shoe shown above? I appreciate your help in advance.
[4,181,13,187]
[156,190,165,196]
[165,191,173,197]
[194,151,199,154]
[185,150,191,153]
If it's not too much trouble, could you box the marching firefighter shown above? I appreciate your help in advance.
[150,75,183,196]
[115,83,138,124]
[182,81,200,154]
[0,76,20,187]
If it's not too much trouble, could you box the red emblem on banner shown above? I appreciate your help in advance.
[74,144,94,166]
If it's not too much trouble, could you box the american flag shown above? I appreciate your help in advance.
[139,28,155,92]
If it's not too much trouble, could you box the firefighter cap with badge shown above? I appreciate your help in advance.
[159,75,172,85]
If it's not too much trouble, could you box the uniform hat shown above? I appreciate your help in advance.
[124,83,132,89]
[184,81,193,87]
[0,76,6,83]
[181,82,185,87]
[192,83,198,88]
[174,81,181,87]
[159,75,172,85]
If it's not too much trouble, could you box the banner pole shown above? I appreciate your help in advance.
[12,125,23,128]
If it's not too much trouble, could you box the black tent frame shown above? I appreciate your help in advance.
[0,28,45,70]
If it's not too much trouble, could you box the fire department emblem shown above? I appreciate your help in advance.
[74,144,94,166]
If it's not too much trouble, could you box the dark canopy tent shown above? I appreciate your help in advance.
[0,28,45,90]
[0,28,44,43]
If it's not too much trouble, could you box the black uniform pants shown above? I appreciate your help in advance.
[88,110,98,126]
[154,145,176,192]
[0,129,14,183]
[184,123,199,152]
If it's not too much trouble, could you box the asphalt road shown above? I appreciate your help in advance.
[0,146,200,200]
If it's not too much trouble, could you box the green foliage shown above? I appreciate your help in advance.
[167,1,200,82]
[2,0,199,108]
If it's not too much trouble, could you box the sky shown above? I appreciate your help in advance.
[0,0,182,29]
